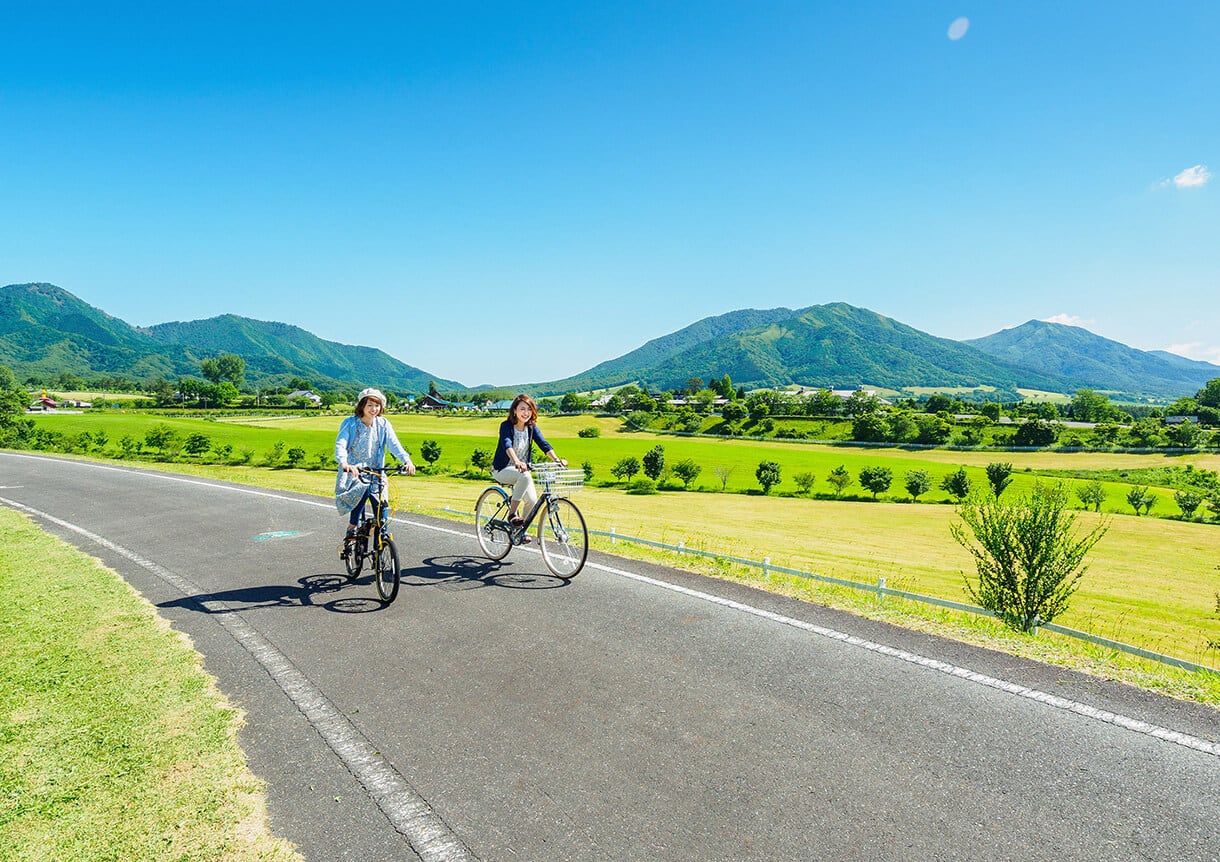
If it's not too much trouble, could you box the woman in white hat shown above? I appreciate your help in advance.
[334,387,415,541]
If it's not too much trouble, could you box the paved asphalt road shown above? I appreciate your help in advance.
[2,453,1217,861]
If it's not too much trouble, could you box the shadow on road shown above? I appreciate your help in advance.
[158,572,398,616]
[157,553,571,619]
[402,554,571,591]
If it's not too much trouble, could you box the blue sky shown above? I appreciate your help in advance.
[3,2,1217,387]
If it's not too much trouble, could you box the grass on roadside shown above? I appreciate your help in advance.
[0,507,301,862]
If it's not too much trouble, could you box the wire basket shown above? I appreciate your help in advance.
[533,465,584,496]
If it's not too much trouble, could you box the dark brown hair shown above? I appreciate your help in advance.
[355,395,382,417]
[508,393,538,426]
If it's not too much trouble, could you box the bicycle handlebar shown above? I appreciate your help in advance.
[355,465,410,483]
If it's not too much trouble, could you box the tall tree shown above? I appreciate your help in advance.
[216,354,246,387]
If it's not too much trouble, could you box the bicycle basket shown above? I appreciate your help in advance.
[533,465,584,497]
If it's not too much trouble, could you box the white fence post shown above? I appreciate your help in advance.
[610,527,617,545]
[877,576,886,600]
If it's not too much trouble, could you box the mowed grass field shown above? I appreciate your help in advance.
[26,411,1220,693]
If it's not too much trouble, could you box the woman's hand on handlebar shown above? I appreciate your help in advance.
[396,462,416,476]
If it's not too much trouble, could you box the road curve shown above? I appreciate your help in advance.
[2,453,1217,862]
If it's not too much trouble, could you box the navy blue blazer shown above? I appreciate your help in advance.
[491,419,554,471]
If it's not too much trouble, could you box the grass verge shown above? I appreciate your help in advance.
[0,506,301,862]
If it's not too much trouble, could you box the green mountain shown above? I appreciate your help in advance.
[144,315,463,392]
[536,303,1072,396]
[6,283,1215,399]
[529,307,800,393]
[0,283,461,393]
[965,320,1219,397]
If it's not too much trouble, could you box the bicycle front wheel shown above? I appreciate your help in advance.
[475,487,512,561]
[538,497,588,579]
[374,536,400,604]
[343,536,364,578]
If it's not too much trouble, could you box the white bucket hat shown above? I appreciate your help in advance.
[358,387,386,407]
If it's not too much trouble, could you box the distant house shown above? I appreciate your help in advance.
[415,394,452,410]
[287,389,322,405]
[485,399,514,412]
[29,396,58,411]
[1165,415,1199,425]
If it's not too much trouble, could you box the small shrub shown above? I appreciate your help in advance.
[756,460,782,494]
[577,427,600,438]
[953,483,1109,633]
[627,477,658,495]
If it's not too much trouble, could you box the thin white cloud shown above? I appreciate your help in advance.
[1163,342,1220,366]
[1163,164,1211,189]
[1043,313,1092,328]
[947,17,970,40]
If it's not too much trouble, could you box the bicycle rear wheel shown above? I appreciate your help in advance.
[374,536,400,603]
[538,497,588,579]
[475,487,512,561]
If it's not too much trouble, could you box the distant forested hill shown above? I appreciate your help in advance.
[0,283,461,392]
[5,282,1215,399]
[534,303,1072,396]
[144,315,463,392]
[965,321,1219,397]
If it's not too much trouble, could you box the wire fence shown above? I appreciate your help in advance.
[437,505,1217,676]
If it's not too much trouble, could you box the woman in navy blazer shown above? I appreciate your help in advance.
[491,393,566,528]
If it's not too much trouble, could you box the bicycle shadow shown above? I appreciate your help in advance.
[158,572,394,616]
[401,554,572,591]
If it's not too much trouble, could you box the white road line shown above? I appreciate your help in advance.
[0,493,479,862]
[6,452,1219,759]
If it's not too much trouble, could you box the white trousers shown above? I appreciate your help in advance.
[491,465,538,513]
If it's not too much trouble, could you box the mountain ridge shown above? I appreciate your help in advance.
[2,282,1216,399]
[0,283,461,392]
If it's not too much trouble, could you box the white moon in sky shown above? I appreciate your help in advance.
[948,17,970,40]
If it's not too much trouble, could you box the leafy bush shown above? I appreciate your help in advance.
[643,445,665,480]
[611,456,641,483]
[577,426,600,438]
[827,465,852,497]
[793,471,816,495]
[953,483,1109,633]
[904,469,931,501]
[858,465,893,499]
[623,411,653,431]
[1075,480,1106,512]
[756,460,782,494]
[672,459,701,489]
[940,467,971,502]
[627,477,658,495]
